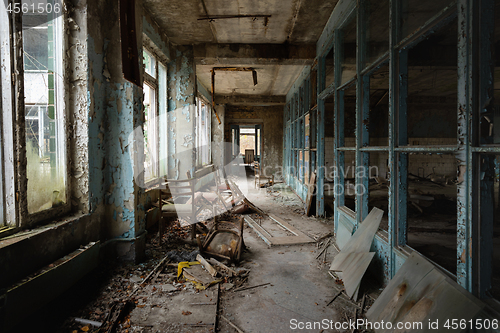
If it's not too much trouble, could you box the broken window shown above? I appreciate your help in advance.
[366,0,389,68]
[401,0,455,39]
[367,63,389,146]
[325,46,334,89]
[368,152,389,231]
[406,18,457,146]
[406,153,457,273]
[339,85,356,211]
[340,14,356,86]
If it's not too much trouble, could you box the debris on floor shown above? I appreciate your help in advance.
[329,207,384,300]
[244,213,314,247]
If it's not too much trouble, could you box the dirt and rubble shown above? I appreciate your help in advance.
[12,181,383,333]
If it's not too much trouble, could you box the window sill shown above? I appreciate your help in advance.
[0,226,18,240]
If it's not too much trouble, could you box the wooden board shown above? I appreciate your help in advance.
[366,252,485,333]
[305,172,316,216]
[337,212,355,250]
[340,252,375,300]
[341,207,383,254]
[244,216,314,247]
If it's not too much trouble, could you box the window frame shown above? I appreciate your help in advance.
[1,0,71,229]
[142,45,168,187]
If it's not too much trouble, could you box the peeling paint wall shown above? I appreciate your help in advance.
[68,0,90,214]
[86,0,147,261]
[167,45,197,179]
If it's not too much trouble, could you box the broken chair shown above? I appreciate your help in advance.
[158,174,216,244]
[197,216,245,263]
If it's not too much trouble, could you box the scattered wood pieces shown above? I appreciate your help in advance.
[138,256,170,289]
[316,239,331,259]
[74,318,102,328]
[316,232,335,243]
[208,257,238,277]
[233,282,271,292]
[221,315,245,333]
[196,254,218,277]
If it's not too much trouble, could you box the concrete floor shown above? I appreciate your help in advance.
[10,165,377,333]
[215,165,360,332]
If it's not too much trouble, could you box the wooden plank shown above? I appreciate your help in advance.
[366,252,485,332]
[268,214,300,236]
[244,216,314,247]
[366,252,435,323]
[329,252,352,272]
[208,258,237,277]
[305,172,317,216]
[196,254,218,277]
[183,265,215,286]
[244,216,273,246]
[340,252,375,300]
[341,207,383,254]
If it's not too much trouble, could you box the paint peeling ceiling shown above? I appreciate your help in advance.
[142,0,339,101]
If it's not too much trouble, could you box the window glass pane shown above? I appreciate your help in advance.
[340,15,356,86]
[401,0,455,39]
[143,49,156,78]
[158,62,168,176]
[24,13,66,213]
[143,83,158,181]
[366,0,389,68]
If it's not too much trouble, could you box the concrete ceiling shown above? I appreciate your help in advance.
[142,0,339,104]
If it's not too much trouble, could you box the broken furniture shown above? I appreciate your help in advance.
[254,161,274,188]
[158,174,216,243]
[197,216,245,262]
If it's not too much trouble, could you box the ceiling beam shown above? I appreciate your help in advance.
[215,94,286,106]
[194,43,316,66]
